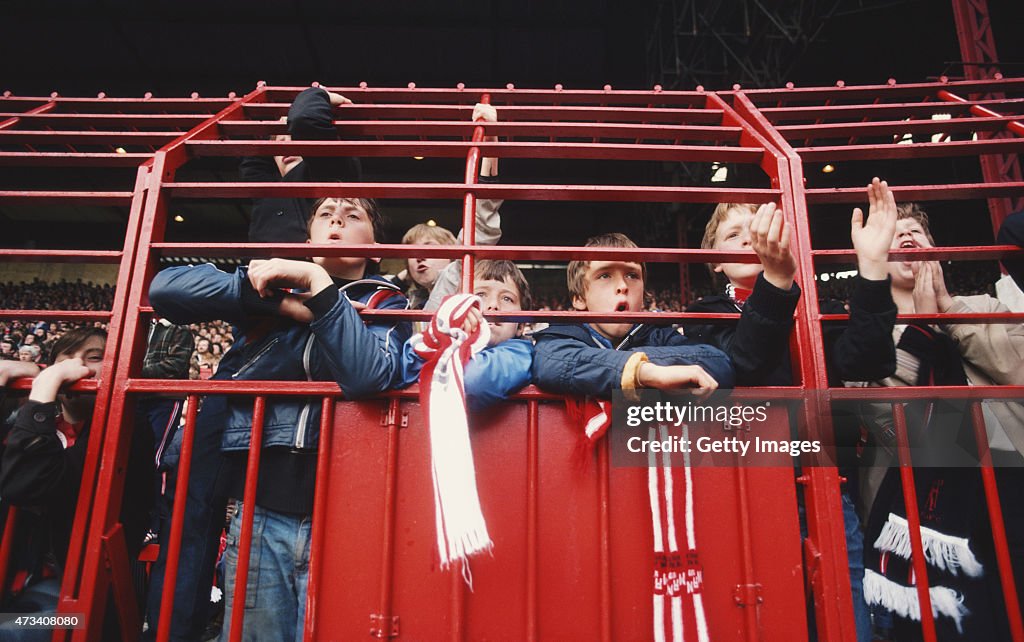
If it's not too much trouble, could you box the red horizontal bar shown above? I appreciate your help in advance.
[151,242,765,263]
[796,137,1024,162]
[0,191,132,205]
[162,182,779,204]
[243,103,725,125]
[4,379,99,392]
[0,250,123,263]
[777,116,1018,140]
[805,182,1024,204]
[0,130,180,144]
[0,113,208,126]
[740,77,1024,102]
[829,385,1024,401]
[820,312,1024,325]
[218,120,743,142]
[812,245,1022,263]
[0,152,150,167]
[0,310,113,321]
[264,86,710,105]
[760,99,1024,123]
[187,140,762,163]
[122,379,806,401]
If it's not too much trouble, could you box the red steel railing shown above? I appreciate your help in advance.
[0,78,1021,640]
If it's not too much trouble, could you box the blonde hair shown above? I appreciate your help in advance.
[701,202,757,280]
[402,224,457,246]
[566,233,646,299]
[701,202,757,251]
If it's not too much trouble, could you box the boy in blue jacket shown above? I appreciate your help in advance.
[149,196,410,641]
[533,233,733,400]
[400,259,534,409]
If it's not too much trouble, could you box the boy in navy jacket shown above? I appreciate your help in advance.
[533,233,733,400]
[149,196,409,641]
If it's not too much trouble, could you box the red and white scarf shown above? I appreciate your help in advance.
[648,424,709,642]
[569,400,709,642]
[412,294,493,570]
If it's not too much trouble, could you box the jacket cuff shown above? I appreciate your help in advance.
[239,278,285,316]
[304,286,340,320]
[746,273,801,321]
[16,400,59,435]
[850,275,895,313]
[620,352,649,401]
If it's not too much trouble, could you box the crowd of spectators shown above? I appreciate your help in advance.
[0,281,238,380]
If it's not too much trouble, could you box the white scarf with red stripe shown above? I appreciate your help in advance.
[570,399,709,642]
[412,294,493,570]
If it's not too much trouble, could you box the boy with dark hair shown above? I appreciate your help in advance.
[0,328,154,638]
[400,259,534,409]
[533,232,733,400]
[149,195,410,641]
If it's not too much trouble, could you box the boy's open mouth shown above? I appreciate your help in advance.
[614,301,629,312]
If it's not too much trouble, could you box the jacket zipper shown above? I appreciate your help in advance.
[293,334,316,449]
[231,337,280,379]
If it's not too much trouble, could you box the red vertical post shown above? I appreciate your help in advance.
[950,0,1024,230]
[460,93,491,294]
[303,397,335,642]
[892,404,938,642]
[726,91,857,642]
[969,403,1024,642]
[156,395,200,642]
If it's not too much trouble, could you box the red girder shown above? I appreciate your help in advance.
[1,78,1022,641]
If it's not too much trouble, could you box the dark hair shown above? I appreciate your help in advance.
[476,259,533,310]
[49,327,107,364]
[307,197,386,243]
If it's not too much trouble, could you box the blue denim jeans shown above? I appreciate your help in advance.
[842,492,872,642]
[219,501,311,642]
[144,395,229,642]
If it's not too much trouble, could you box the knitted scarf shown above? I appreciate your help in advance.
[569,400,709,642]
[412,294,493,571]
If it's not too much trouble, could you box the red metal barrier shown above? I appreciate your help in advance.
[1,79,1022,640]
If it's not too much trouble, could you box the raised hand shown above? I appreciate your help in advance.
[851,178,898,280]
[473,103,499,176]
[750,202,797,290]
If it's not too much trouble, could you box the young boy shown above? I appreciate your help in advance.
[393,103,503,309]
[685,202,800,386]
[533,232,733,400]
[0,329,154,633]
[687,201,878,642]
[400,259,534,409]
[149,196,410,641]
